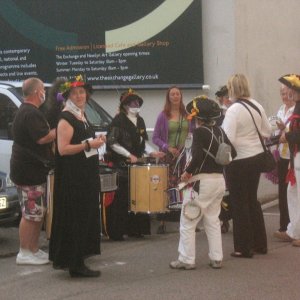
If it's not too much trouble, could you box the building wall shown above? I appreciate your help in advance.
[235,0,300,115]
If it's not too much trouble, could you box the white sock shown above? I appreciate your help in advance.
[19,248,33,255]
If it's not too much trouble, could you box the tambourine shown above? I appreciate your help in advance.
[181,186,202,221]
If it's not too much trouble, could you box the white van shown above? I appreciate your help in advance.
[0,81,112,225]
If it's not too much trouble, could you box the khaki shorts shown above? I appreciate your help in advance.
[17,183,47,222]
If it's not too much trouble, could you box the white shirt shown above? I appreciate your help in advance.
[222,98,272,160]
[277,104,294,159]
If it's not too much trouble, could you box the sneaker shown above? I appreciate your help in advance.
[169,260,195,270]
[33,249,49,260]
[16,251,50,265]
[292,239,300,247]
[209,260,222,269]
[273,231,294,242]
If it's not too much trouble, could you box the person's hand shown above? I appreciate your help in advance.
[279,131,287,143]
[150,151,165,158]
[276,120,285,131]
[90,135,106,149]
[129,154,138,163]
[180,171,192,182]
[168,146,180,158]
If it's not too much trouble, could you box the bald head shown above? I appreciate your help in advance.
[22,78,44,98]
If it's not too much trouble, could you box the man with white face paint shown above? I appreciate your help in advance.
[106,89,165,241]
[275,74,300,247]
[10,78,56,265]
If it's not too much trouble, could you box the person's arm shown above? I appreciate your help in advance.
[152,113,169,152]
[57,119,105,156]
[37,128,56,144]
[260,109,272,138]
[222,108,237,145]
[110,143,131,158]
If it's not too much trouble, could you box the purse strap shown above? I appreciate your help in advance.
[238,98,261,116]
[174,115,184,148]
[237,101,267,152]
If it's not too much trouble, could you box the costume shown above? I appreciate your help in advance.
[285,101,300,239]
[106,112,151,240]
[276,104,294,231]
[49,111,101,270]
[172,96,236,267]
[223,98,271,256]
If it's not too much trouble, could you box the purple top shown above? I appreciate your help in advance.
[152,111,195,152]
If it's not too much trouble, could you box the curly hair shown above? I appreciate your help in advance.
[42,77,66,129]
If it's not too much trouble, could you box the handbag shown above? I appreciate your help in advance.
[237,100,276,173]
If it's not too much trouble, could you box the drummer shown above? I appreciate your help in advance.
[105,89,164,241]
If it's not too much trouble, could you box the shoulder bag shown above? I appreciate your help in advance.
[237,101,276,173]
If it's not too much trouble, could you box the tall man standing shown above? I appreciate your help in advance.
[10,78,56,265]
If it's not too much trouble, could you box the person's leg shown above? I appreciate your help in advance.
[19,218,43,252]
[178,208,200,265]
[286,153,300,240]
[277,158,290,231]
[226,159,253,257]
[16,184,49,265]
[248,169,267,252]
[202,178,224,262]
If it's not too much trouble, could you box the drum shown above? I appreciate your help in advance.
[129,164,168,213]
[166,188,183,210]
[45,171,54,240]
[99,165,118,192]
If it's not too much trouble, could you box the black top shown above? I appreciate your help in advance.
[10,103,51,185]
[286,101,300,161]
[107,112,148,165]
[186,125,236,174]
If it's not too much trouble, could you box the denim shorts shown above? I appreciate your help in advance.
[17,183,47,222]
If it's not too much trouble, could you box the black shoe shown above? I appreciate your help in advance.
[69,265,101,278]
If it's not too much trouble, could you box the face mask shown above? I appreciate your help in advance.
[128,107,140,114]
[40,93,46,104]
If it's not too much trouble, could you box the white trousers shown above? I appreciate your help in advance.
[178,174,225,264]
[287,152,300,239]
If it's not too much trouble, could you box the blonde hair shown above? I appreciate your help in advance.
[227,73,251,100]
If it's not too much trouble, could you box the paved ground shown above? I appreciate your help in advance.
[2,176,297,300]
[0,175,278,258]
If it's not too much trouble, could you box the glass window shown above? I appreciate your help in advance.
[0,94,18,140]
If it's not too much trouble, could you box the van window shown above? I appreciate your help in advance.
[85,99,112,130]
[0,94,18,140]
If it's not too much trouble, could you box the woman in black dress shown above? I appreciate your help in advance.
[49,75,106,277]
